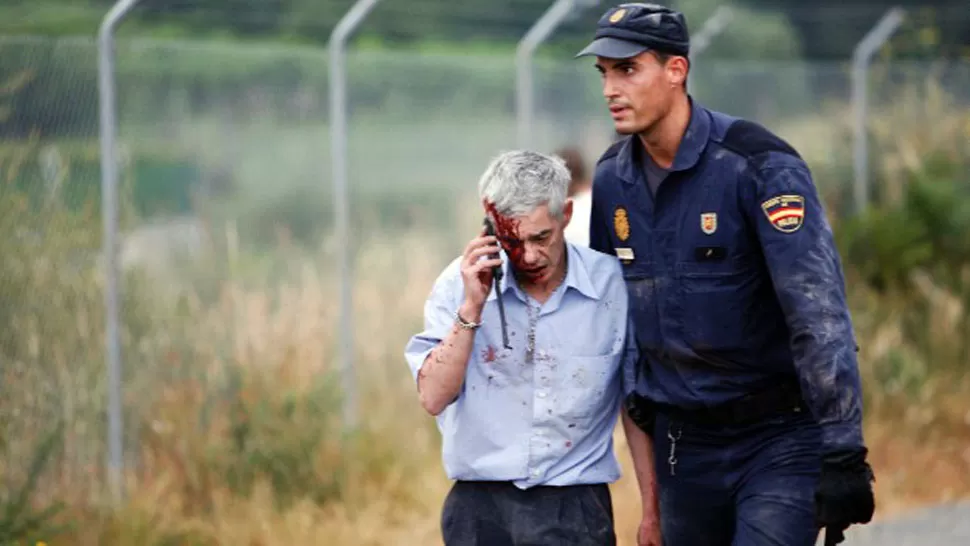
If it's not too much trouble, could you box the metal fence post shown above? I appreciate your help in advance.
[852,7,905,215]
[98,0,141,507]
[329,0,382,433]
[687,6,733,96]
[516,0,580,149]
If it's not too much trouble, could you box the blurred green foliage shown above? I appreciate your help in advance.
[837,165,970,293]
[3,0,969,60]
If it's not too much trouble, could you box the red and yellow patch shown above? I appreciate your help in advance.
[760,194,805,233]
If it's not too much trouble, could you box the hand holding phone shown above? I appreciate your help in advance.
[480,217,511,349]
[459,219,503,314]
[482,217,504,282]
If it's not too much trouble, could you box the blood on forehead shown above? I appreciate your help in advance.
[484,201,525,267]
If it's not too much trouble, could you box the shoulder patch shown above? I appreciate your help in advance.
[760,194,805,233]
[721,119,800,160]
[595,138,626,166]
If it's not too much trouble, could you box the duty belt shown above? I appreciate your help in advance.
[654,380,808,427]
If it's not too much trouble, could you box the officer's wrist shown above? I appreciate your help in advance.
[821,447,871,476]
[820,422,866,457]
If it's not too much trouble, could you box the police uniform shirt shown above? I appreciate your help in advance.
[588,98,866,454]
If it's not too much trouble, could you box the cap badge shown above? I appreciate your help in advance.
[609,8,627,23]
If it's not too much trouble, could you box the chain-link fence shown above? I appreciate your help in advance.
[1,25,969,521]
[0,32,617,510]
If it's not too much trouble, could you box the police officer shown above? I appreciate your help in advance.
[576,4,876,545]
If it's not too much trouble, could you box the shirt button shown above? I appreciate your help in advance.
[537,391,546,398]
[532,469,541,477]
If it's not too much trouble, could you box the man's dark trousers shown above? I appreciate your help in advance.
[441,480,616,545]
[652,407,824,546]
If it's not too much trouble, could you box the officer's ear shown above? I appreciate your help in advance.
[561,198,574,229]
[663,54,689,88]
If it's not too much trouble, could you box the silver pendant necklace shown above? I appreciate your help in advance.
[525,298,539,363]
[523,258,567,364]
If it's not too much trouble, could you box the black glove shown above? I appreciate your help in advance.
[624,393,655,436]
[815,447,876,544]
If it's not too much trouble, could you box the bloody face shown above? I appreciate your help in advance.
[484,201,569,285]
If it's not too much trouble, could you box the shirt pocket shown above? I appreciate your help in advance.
[542,305,625,358]
[555,353,620,422]
[676,257,753,351]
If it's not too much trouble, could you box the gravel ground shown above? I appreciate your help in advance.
[816,500,970,545]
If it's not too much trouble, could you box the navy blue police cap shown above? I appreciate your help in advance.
[575,3,690,59]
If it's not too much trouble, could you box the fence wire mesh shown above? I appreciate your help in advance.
[1,14,969,515]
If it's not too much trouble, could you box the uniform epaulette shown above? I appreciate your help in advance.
[720,119,801,161]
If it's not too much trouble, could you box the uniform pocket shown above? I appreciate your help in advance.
[678,264,750,351]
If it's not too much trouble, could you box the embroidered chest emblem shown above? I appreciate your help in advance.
[700,212,717,235]
[613,206,630,241]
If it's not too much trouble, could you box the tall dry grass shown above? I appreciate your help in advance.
[2,78,970,545]
[777,75,970,517]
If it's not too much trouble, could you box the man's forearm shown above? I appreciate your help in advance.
[417,301,479,415]
[621,407,659,517]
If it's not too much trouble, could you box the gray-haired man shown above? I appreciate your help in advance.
[404,150,662,545]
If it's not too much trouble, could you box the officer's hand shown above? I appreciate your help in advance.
[460,227,503,316]
[815,447,876,540]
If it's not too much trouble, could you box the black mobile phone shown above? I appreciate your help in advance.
[483,217,511,349]
[482,217,503,282]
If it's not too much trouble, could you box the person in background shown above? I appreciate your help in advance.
[557,146,593,247]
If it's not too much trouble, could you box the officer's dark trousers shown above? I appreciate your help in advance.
[652,409,823,546]
[440,480,616,546]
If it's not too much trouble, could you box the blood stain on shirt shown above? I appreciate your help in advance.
[482,345,498,363]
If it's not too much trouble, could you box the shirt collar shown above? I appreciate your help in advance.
[486,242,600,302]
[563,242,600,300]
[615,96,711,185]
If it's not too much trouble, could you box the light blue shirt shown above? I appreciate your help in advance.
[404,242,638,489]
